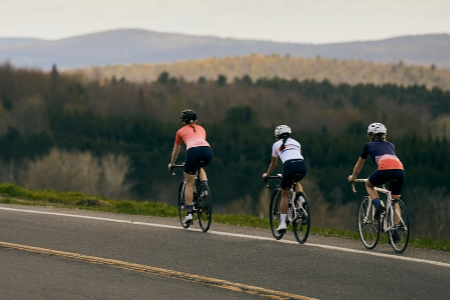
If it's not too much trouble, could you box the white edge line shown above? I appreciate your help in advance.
[1,206,449,268]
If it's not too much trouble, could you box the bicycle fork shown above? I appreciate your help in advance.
[384,201,407,232]
[363,196,379,224]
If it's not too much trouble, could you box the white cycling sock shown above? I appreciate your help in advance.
[280,214,287,224]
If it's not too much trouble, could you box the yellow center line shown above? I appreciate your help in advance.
[0,241,317,300]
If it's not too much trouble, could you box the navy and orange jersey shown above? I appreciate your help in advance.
[360,140,404,170]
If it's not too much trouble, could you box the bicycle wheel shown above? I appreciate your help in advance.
[388,199,410,253]
[197,183,212,232]
[293,192,311,244]
[357,196,380,249]
[177,180,190,229]
[269,189,284,240]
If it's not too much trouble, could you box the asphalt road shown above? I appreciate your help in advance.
[1,203,449,300]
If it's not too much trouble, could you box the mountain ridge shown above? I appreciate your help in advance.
[0,28,449,70]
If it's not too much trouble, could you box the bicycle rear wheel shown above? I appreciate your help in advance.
[293,192,311,244]
[388,199,410,253]
[357,196,380,249]
[197,183,212,232]
[177,180,190,229]
[269,189,284,240]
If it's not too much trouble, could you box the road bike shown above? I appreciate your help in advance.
[264,174,311,244]
[351,178,410,253]
[170,164,212,232]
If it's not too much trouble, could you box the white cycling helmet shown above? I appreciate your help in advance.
[367,122,387,134]
[274,125,292,137]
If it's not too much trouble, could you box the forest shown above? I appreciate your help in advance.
[1,62,449,240]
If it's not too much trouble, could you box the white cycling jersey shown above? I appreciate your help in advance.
[271,138,304,163]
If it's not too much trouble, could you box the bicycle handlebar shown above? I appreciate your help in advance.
[350,178,367,193]
[169,164,185,176]
[263,174,282,188]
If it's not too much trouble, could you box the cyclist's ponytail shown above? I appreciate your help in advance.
[189,122,196,132]
[183,119,196,132]
[371,133,386,141]
[279,133,290,151]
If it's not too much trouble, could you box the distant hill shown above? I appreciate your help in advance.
[72,54,450,91]
[0,29,449,70]
[0,37,44,48]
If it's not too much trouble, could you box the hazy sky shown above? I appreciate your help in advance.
[1,0,449,44]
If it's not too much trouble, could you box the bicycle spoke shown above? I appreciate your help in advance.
[388,200,410,253]
[197,183,212,232]
[269,189,284,240]
[357,196,380,249]
[293,192,310,244]
[177,181,190,229]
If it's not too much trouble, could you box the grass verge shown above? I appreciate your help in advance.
[0,183,448,252]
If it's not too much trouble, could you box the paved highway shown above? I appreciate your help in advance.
[1,204,449,299]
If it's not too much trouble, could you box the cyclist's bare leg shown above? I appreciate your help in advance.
[295,182,304,193]
[366,179,379,200]
[184,172,196,206]
[280,189,289,214]
[392,194,402,224]
[199,168,208,182]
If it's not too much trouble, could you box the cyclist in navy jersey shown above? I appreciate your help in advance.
[348,123,405,218]
[262,125,308,233]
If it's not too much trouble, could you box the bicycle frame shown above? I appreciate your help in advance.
[264,174,307,219]
[170,164,213,232]
[352,179,407,234]
[264,174,311,244]
[170,164,202,203]
[352,177,410,253]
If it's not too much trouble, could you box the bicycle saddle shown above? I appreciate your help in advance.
[387,179,398,190]
[198,160,208,167]
[293,174,303,182]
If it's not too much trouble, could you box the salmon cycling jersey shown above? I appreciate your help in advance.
[175,124,210,149]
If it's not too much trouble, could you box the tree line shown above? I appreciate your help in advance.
[72,54,450,91]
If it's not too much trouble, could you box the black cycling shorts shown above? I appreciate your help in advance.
[281,159,307,190]
[184,146,213,175]
[368,169,405,196]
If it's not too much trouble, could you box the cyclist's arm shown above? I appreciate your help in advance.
[263,156,278,177]
[349,157,366,182]
[170,143,181,165]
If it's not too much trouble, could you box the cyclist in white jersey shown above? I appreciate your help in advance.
[263,125,308,233]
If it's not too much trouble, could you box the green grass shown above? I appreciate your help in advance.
[0,183,449,252]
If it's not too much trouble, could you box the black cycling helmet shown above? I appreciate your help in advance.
[180,109,197,122]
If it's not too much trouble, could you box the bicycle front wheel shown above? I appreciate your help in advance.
[357,196,380,249]
[269,189,284,240]
[197,183,212,232]
[293,192,311,244]
[177,180,190,229]
[388,199,410,253]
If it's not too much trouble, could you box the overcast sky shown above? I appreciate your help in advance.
[1,0,449,44]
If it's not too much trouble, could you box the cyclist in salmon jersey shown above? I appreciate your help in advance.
[262,125,308,233]
[348,123,405,218]
[168,109,213,225]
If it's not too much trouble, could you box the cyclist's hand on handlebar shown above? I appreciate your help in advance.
[348,174,355,183]
[168,163,174,172]
[262,173,270,187]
